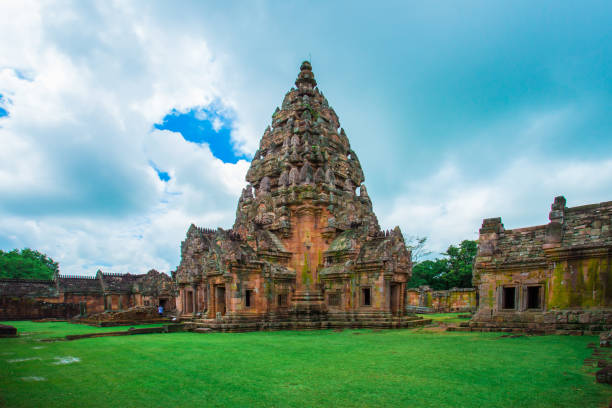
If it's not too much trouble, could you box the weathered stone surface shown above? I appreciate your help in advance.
[596,366,612,384]
[0,324,17,337]
[175,62,422,331]
[406,286,476,313]
[77,306,166,326]
[0,269,175,320]
[601,331,612,347]
[471,196,612,334]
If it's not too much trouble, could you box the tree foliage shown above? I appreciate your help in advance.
[407,240,478,290]
[404,235,432,264]
[0,248,59,280]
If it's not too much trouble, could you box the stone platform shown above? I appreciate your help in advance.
[182,312,431,333]
[446,310,612,335]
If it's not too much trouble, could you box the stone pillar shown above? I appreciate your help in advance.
[192,285,197,315]
[400,283,405,316]
[544,196,566,249]
[181,288,186,314]
[208,283,214,318]
[225,283,229,315]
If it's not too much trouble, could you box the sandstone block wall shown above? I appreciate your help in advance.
[406,286,476,313]
[0,269,175,320]
[471,196,612,334]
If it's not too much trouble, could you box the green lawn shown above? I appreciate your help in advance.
[417,312,471,325]
[1,321,609,408]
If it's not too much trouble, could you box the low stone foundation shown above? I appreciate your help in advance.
[0,297,80,320]
[76,306,172,326]
[0,324,17,337]
[183,311,431,333]
[467,309,612,335]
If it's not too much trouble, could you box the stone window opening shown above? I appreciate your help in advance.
[502,287,516,310]
[527,286,543,310]
[361,287,372,307]
[328,292,341,307]
[277,293,288,307]
[245,289,254,308]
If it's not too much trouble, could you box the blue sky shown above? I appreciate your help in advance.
[0,1,610,274]
[154,107,246,164]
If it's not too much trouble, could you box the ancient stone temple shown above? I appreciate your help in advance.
[470,196,612,334]
[174,62,428,331]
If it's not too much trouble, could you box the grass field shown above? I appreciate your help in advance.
[1,320,609,407]
[417,312,472,325]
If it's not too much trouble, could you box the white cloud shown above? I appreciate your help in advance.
[0,1,251,274]
[386,158,612,255]
[1,1,610,275]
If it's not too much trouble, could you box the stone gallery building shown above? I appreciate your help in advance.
[470,196,612,334]
[0,269,175,320]
[405,286,476,313]
[174,62,428,331]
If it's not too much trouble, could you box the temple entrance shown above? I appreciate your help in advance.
[159,298,168,309]
[186,291,194,314]
[215,286,226,316]
[390,284,401,315]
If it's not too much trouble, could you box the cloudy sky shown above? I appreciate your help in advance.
[1,1,611,275]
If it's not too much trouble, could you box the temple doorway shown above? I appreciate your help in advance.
[159,298,168,309]
[215,286,226,316]
[186,291,194,314]
[390,284,401,315]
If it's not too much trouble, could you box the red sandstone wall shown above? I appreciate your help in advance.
[0,297,80,320]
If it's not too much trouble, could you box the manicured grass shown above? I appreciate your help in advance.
[417,312,471,325]
[1,321,609,407]
[1,320,164,340]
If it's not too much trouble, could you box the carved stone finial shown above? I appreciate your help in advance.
[325,168,335,186]
[242,184,253,201]
[259,176,271,196]
[291,134,300,148]
[295,61,317,90]
[314,167,325,184]
[279,169,289,187]
[300,162,313,184]
[360,184,369,198]
[289,167,299,185]
[344,178,354,193]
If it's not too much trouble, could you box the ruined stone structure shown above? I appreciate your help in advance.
[0,269,175,320]
[470,196,612,334]
[406,286,476,313]
[175,62,429,331]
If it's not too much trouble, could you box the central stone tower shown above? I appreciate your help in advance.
[174,62,426,331]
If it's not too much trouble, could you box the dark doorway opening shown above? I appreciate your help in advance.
[245,289,253,308]
[215,286,226,316]
[186,291,194,313]
[361,288,371,306]
[502,287,516,309]
[527,286,542,309]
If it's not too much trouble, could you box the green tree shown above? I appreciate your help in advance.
[408,239,478,290]
[0,248,59,280]
[408,259,449,290]
[441,240,478,289]
[404,235,431,263]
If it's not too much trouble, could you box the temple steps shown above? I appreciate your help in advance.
[182,314,431,333]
